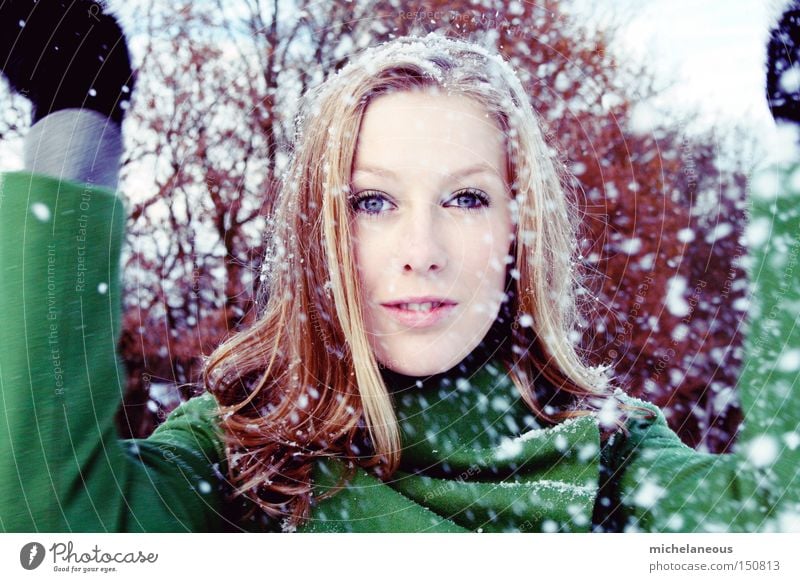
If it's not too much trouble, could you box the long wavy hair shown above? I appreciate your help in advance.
[203,33,624,529]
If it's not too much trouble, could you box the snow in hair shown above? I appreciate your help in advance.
[311,32,530,115]
[340,32,521,81]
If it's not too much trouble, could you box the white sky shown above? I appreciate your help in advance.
[570,0,790,162]
[618,0,778,120]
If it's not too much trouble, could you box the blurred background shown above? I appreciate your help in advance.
[0,0,787,453]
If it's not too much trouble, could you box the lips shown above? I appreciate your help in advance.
[380,297,458,328]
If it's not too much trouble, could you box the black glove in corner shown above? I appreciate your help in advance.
[1,0,134,124]
[767,1,800,124]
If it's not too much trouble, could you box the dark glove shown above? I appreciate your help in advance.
[1,0,134,124]
[767,1,800,124]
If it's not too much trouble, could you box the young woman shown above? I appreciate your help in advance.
[1,1,797,533]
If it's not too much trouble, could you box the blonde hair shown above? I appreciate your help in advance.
[204,33,617,528]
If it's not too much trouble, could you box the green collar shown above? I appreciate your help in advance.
[389,363,601,532]
[307,363,602,532]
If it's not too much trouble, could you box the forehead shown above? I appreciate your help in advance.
[353,89,506,178]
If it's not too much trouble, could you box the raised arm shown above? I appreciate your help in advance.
[599,160,800,533]
[0,1,232,532]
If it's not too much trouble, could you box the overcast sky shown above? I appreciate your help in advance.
[571,0,789,162]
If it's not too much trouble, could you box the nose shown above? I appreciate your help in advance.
[398,202,449,275]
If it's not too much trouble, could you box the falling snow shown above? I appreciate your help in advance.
[705,222,733,244]
[619,237,642,255]
[676,228,695,243]
[31,203,51,222]
[745,435,779,469]
[665,276,690,317]
[779,64,800,93]
[776,348,800,372]
[633,480,666,509]
[494,437,524,461]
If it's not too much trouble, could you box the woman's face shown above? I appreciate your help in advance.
[351,89,514,376]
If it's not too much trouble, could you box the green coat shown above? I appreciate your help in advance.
[0,170,797,532]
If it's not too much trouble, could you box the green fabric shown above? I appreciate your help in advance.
[0,172,232,532]
[1,168,798,533]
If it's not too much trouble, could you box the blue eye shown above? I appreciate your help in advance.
[448,189,490,210]
[351,188,490,216]
[352,191,394,215]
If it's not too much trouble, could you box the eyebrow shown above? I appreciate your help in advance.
[353,163,500,183]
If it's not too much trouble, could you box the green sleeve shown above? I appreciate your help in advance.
[610,162,800,532]
[0,171,232,532]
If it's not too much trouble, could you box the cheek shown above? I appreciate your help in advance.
[352,225,384,292]
[466,217,512,286]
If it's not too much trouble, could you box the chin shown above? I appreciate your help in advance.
[376,347,471,378]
